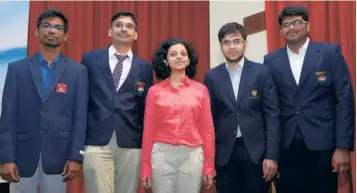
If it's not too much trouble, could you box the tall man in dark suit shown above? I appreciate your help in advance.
[204,22,281,193]
[0,8,88,193]
[81,11,153,193]
[263,5,354,193]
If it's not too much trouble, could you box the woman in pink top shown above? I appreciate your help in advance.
[140,38,216,193]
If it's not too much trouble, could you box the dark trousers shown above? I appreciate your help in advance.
[275,130,338,193]
[0,183,9,193]
[216,138,270,193]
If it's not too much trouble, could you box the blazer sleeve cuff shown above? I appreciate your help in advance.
[336,141,355,151]
[68,153,83,163]
[0,153,16,165]
[0,158,15,165]
[264,151,279,162]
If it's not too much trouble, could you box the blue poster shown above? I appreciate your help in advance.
[0,1,29,183]
[0,1,29,114]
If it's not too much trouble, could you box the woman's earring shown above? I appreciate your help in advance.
[164,60,168,66]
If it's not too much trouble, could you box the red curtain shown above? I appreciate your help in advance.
[27,1,214,193]
[27,1,210,83]
[265,1,356,193]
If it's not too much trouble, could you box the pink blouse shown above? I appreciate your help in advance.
[140,76,216,178]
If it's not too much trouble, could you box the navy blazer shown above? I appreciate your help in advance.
[0,54,89,177]
[81,47,153,148]
[264,41,354,150]
[204,58,281,166]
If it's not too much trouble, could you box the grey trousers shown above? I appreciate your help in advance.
[10,157,66,193]
[151,142,203,193]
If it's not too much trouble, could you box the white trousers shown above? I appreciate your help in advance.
[10,156,65,193]
[83,132,140,193]
[151,142,203,193]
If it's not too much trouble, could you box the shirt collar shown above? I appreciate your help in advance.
[162,75,191,87]
[38,51,60,63]
[287,37,310,55]
[226,57,244,72]
[38,51,60,68]
[109,45,133,59]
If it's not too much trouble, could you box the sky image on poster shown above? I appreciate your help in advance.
[0,1,29,114]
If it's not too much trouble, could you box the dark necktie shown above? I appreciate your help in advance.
[113,54,127,90]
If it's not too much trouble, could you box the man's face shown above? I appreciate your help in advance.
[36,17,67,48]
[109,16,137,45]
[280,16,310,44]
[220,33,246,62]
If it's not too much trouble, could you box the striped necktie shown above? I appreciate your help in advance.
[113,54,127,90]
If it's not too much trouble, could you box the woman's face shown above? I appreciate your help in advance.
[166,43,190,72]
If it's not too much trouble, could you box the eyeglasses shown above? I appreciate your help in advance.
[281,20,307,28]
[221,39,245,46]
[114,22,136,30]
[39,22,64,32]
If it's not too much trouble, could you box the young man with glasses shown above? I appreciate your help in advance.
[80,11,153,193]
[0,8,88,193]
[204,22,281,193]
[264,5,354,193]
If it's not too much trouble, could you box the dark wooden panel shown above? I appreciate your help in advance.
[243,11,266,35]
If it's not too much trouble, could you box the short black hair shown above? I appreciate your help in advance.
[152,38,198,80]
[37,8,68,33]
[218,22,247,42]
[278,5,309,26]
[111,11,138,30]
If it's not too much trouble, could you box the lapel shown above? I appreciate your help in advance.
[218,63,237,106]
[298,41,320,87]
[236,58,251,107]
[117,54,142,94]
[96,47,115,91]
[28,54,43,99]
[45,55,67,101]
[275,47,298,88]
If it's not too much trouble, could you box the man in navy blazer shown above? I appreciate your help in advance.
[81,11,153,193]
[263,5,354,193]
[0,8,88,193]
[204,22,281,193]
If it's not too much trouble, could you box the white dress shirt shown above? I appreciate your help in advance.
[287,37,310,85]
[226,57,245,138]
[108,45,133,90]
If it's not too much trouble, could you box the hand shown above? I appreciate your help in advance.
[262,159,278,182]
[61,160,81,181]
[203,175,214,189]
[141,177,152,189]
[332,148,350,174]
[0,162,20,182]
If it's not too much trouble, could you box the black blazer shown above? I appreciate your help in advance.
[81,47,153,148]
[264,41,354,151]
[204,58,281,166]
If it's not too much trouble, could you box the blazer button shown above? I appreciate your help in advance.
[296,109,300,114]
[233,131,237,134]
[296,88,300,93]
[40,111,43,115]
[237,113,240,116]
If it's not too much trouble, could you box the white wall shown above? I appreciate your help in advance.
[209,1,267,68]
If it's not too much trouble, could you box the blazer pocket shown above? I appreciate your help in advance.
[16,134,30,141]
[320,113,335,120]
[133,80,146,97]
[58,131,72,139]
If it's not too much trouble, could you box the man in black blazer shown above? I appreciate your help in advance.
[81,11,153,193]
[204,22,281,193]
[264,5,354,193]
